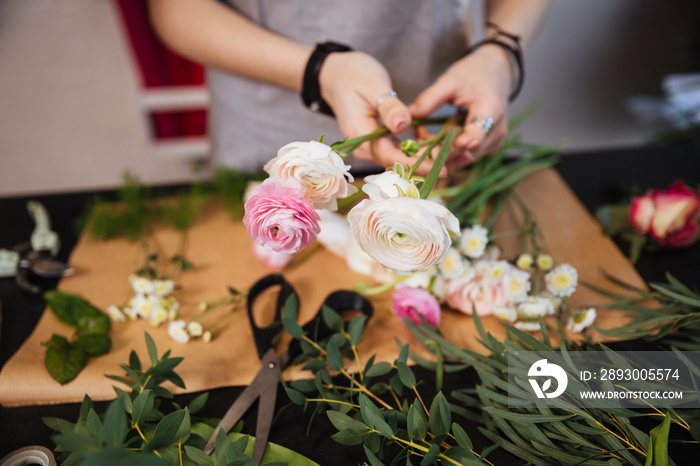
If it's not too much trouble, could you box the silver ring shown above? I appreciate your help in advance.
[471,115,494,134]
[376,91,397,107]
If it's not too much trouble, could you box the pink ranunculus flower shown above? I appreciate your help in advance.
[445,264,508,316]
[391,284,441,328]
[243,178,320,254]
[264,140,358,211]
[629,179,700,248]
[252,243,293,270]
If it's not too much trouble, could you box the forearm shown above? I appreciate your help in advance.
[147,0,312,91]
[484,0,551,50]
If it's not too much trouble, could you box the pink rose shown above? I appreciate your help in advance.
[445,275,508,316]
[629,180,700,248]
[252,243,293,270]
[243,178,320,254]
[391,285,441,328]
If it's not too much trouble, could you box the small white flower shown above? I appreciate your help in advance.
[545,263,578,297]
[503,270,531,302]
[492,305,517,323]
[485,260,510,283]
[203,331,212,343]
[403,267,437,289]
[131,276,154,295]
[438,248,465,279]
[149,307,169,327]
[168,320,190,344]
[540,292,562,314]
[431,274,448,302]
[106,305,126,322]
[152,279,174,297]
[536,254,554,270]
[514,321,543,332]
[169,308,180,320]
[131,294,159,319]
[567,308,597,333]
[483,244,502,261]
[187,321,204,337]
[516,254,533,270]
[123,307,139,321]
[458,225,489,259]
[517,297,554,319]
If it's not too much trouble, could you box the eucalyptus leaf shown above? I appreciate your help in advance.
[43,335,89,385]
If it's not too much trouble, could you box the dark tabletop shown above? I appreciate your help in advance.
[1,141,699,465]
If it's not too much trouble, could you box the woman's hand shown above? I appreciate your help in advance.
[409,44,514,169]
[319,51,432,171]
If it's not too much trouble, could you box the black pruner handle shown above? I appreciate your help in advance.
[246,274,298,360]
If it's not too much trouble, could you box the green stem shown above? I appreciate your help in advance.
[420,127,462,199]
[358,275,409,296]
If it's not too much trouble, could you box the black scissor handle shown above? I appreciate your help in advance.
[246,274,298,359]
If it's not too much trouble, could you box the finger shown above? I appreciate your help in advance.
[375,92,411,134]
[408,79,455,118]
[456,100,505,154]
[474,119,508,159]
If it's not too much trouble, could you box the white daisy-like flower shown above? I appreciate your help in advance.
[536,254,554,270]
[567,308,597,333]
[187,321,204,337]
[492,305,517,323]
[540,292,562,314]
[438,248,465,278]
[503,270,531,302]
[514,320,543,332]
[485,260,510,283]
[482,244,502,261]
[545,263,578,297]
[123,307,139,321]
[169,308,180,320]
[516,254,533,270]
[168,320,190,344]
[152,279,174,297]
[131,276,154,295]
[517,297,554,319]
[203,330,212,343]
[458,224,489,259]
[106,305,125,322]
[149,307,169,327]
[431,274,448,302]
[131,294,159,319]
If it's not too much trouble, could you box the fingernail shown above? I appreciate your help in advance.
[392,116,410,133]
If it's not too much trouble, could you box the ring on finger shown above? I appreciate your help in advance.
[376,91,398,108]
[470,115,494,135]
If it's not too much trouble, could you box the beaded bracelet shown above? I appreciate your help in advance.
[466,23,524,102]
[301,41,353,117]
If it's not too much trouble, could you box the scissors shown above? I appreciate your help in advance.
[203,274,373,461]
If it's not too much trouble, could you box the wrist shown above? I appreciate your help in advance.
[300,42,353,116]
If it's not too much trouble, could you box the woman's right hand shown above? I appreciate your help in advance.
[319,51,435,173]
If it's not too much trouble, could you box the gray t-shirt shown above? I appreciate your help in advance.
[208,0,473,172]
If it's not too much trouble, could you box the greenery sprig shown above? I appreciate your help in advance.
[43,332,320,465]
[279,296,496,465]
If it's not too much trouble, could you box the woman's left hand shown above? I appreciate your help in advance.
[408,44,514,169]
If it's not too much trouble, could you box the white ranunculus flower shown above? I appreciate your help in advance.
[348,196,460,275]
[264,140,358,211]
[362,171,412,200]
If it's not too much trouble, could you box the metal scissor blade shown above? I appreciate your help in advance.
[203,348,283,456]
[252,371,278,463]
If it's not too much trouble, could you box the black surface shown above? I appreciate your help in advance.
[1,142,699,464]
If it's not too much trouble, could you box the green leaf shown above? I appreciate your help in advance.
[145,332,159,366]
[348,315,368,346]
[428,392,450,437]
[420,126,461,198]
[131,389,155,425]
[396,342,410,365]
[282,295,304,339]
[188,392,209,414]
[321,305,344,332]
[43,416,76,434]
[363,445,386,466]
[326,341,344,371]
[129,350,142,372]
[79,394,94,422]
[43,335,89,385]
[359,394,393,438]
[365,361,393,378]
[185,445,216,466]
[85,409,103,438]
[149,357,184,378]
[645,412,671,466]
[407,401,427,442]
[395,362,416,388]
[73,333,111,356]
[452,422,473,450]
[148,409,188,450]
[113,386,133,413]
[102,400,127,447]
[327,411,368,432]
[331,428,367,446]
[420,443,440,466]
[44,291,103,328]
[76,314,111,336]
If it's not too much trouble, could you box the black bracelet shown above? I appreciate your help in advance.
[465,25,524,102]
[301,41,353,117]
